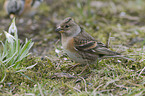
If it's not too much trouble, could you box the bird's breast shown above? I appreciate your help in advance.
[61,37,76,52]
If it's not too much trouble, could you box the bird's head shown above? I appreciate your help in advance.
[56,17,81,37]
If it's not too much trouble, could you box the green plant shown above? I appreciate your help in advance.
[0,18,34,83]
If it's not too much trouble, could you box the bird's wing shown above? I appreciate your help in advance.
[74,29,120,56]
[31,0,43,8]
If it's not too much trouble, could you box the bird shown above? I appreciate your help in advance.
[4,0,43,18]
[56,17,133,64]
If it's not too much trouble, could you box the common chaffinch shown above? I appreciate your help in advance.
[4,0,43,18]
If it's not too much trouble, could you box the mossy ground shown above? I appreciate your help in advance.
[0,0,145,95]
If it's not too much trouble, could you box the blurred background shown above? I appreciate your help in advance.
[0,0,145,56]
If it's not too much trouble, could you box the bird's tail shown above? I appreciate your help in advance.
[102,55,135,61]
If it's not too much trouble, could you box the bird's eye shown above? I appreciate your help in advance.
[65,25,69,28]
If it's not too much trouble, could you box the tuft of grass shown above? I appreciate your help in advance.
[0,18,34,83]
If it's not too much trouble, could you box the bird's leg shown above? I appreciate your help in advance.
[77,64,90,75]
[96,58,99,67]
[67,63,83,71]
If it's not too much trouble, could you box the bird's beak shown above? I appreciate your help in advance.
[10,14,15,19]
[56,26,64,33]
